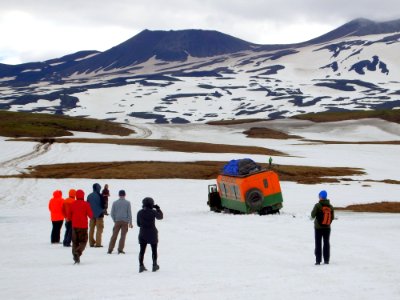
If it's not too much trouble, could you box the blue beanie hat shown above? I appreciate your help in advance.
[319,190,327,199]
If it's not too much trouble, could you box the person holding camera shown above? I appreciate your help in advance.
[137,197,163,273]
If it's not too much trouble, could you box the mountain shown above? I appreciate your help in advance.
[0,50,99,84]
[0,18,399,123]
[62,29,257,75]
[303,18,400,45]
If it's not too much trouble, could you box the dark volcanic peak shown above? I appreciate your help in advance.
[306,18,400,45]
[134,29,256,58]
[349,18,400,36]
[66,29,256,74]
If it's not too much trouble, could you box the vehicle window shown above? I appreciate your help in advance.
[234,185,240,200]
[263,179,268,188]
[231,185,239,200]
[219,183,226,196]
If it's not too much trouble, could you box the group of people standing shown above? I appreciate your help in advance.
[48,183,163,272]
[49,184,334,268]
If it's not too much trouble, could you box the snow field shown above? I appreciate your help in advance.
[0,179,399,299]
[0,119,400,299]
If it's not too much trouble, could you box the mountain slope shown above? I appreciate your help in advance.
[0,18,399,124]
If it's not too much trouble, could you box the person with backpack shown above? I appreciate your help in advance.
[137,197,163,273]
[311,190,334,265]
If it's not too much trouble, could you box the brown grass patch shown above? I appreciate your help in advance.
[336,202,400,213]
[243,127,302,139]
[10,161,364,184]
[207,118,265,125]
[0,110,133,137]
[304,139,400,145]
[293,109,400,124]
[363,179,400,185]
[271,164,364,184]
[17,138,286,156]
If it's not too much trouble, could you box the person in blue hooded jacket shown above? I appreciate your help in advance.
[87,183,105,247]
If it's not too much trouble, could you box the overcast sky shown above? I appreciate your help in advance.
[1,0,399,64]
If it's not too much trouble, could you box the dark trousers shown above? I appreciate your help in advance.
[139,243,158,266]
[72,228,88,259]
[108,221,129,252]
[63,221,72,246]
[314,228,331,263]
[51,220,63,243]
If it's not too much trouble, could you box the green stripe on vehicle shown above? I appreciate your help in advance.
[221,192,283,213]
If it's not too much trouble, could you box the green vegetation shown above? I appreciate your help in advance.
[0,111,133,137]
[292,109,400,124]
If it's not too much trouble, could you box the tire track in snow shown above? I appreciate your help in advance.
[0,142,52,174]
[129,124,152,138]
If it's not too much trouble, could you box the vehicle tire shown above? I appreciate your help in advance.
[245,188,263,211]
[258,206,271,215]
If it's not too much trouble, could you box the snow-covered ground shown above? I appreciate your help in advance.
[0,120,400,299]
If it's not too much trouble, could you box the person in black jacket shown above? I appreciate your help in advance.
[311,190,334,265]
[137,197,163,273]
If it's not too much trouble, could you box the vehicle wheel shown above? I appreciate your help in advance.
[245,188,263,212]
[258,206,271,215]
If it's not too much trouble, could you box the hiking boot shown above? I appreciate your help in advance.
[315,262,320,265]
[324,261,329,265]
[152,264,160,272]
[139,265,147,273]
[73,255,80,264]
[118,250,125,254]
[95,245,103,248]
[107,250,112,254]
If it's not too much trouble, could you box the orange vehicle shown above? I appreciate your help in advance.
[208,166,283,215]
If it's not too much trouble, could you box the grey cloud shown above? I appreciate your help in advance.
[1,0,400,63]
[3,0,400,27]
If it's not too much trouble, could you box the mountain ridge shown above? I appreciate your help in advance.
[0,18,399,124]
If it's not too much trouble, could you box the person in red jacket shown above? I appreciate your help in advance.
[68,189,93,264]
[48,190,64,244]
[62,189,76,247]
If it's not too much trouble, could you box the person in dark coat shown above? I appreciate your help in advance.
[311,190,335,265]
[137,197,163,273]
[87,183,105,247]
[101,184,110,216]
